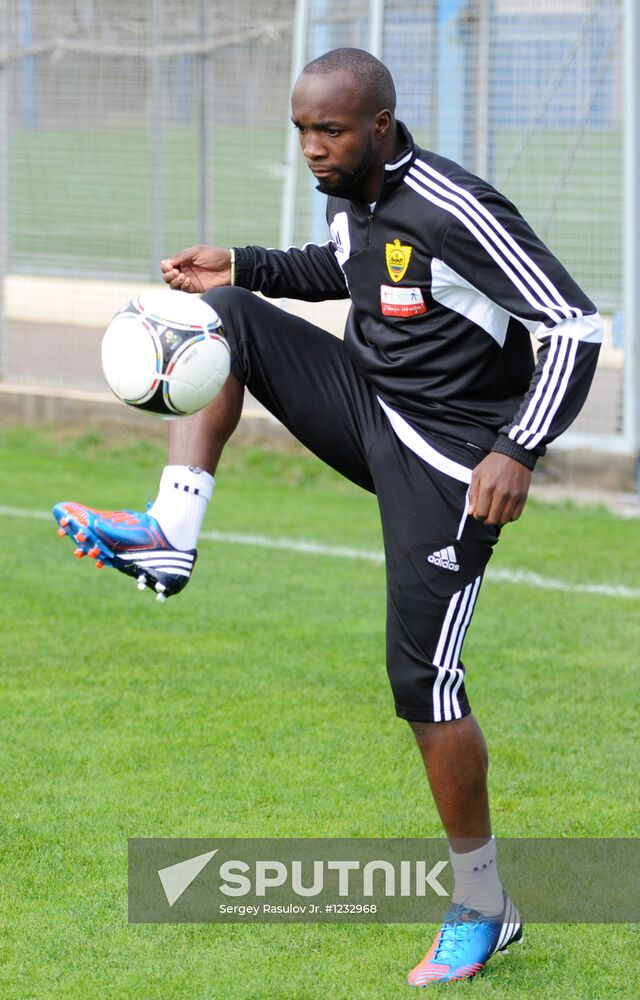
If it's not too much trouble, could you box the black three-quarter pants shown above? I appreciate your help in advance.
[203,286,500,723]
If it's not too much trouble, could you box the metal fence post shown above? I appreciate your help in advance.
[197,0,213,245]
[18,0,34,127]
[280,0,309,250]
[0,0,11,379]
[436,0,468,165]
[149,0,163,278]
[368,0,384,58]
[624,0,640,462]
[473,0,493,181]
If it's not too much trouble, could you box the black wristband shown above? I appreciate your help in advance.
[490,435,541,471]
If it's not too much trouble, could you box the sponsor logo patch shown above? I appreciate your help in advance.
[385,239,413,282]
[380,284,427,318]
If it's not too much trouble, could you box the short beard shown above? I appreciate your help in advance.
[314,134,375,199]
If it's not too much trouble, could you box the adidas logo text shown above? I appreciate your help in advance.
[427,546,460,572]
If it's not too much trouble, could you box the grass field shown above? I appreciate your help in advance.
[11,127,286,274]
[0,426,638,999]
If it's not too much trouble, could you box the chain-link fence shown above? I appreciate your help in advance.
[1,0,295,273]
[0,0,636,454]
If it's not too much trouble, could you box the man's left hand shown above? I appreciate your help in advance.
[468,453,532,526]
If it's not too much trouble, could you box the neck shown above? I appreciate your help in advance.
[360,122,404,203]
[386,121,404,161]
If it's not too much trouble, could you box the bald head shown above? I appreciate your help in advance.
[291,48,401,202]
[302,48,396,117]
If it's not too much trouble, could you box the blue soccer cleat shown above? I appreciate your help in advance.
[52,501,196,602]
[407,891,522,986]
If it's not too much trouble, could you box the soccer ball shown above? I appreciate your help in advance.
[101,289,230,417]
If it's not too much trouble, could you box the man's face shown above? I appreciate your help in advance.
[291,69,379,200]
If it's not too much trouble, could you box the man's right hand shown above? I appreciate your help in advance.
[160,245,232,293]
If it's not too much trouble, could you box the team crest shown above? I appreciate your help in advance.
[385,239,412,283]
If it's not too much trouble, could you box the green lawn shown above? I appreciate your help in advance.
[12,127,287,276]
[0,426,637,999]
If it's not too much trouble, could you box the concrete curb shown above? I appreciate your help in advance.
[0,380,296,443]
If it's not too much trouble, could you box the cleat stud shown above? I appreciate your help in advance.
[74,548,85,558]
[95,560,104,569]
[75,531,87,543]
[155,582,166,594]
[156,592,167,603]
[137,573,147,591]
[60,517,70,527]
[88,545,100,558]
[57,527,66,537]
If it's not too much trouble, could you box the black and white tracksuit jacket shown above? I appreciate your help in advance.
[233,123,602,471]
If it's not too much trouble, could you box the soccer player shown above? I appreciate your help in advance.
[54,48,602,985]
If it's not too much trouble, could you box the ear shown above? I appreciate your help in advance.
[374,109,393,140]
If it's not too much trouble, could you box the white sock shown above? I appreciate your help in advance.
[148,465,215,550]
[449,837,504,916]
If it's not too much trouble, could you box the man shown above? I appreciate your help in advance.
[54,48,602,985]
